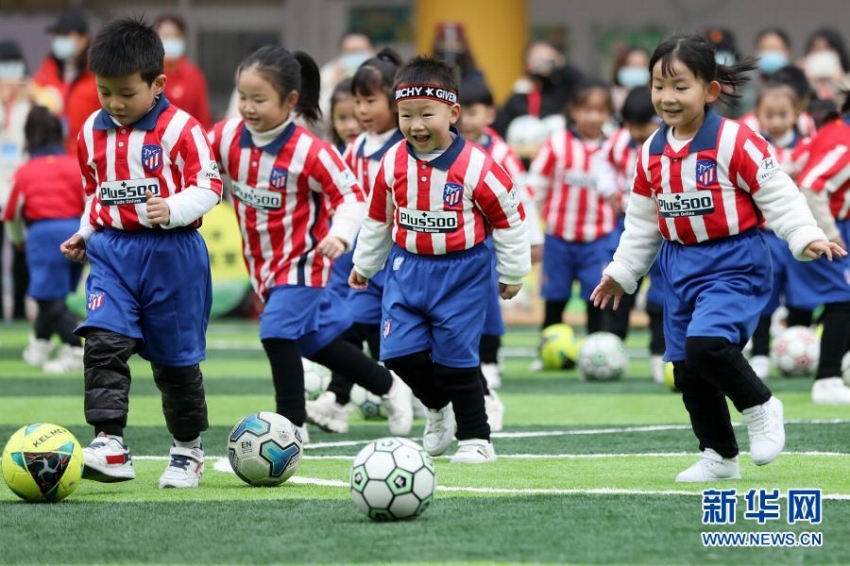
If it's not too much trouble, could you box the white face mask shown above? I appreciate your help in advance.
[51,36,77,60]
[805,50,842,79]
[161,38,186,59]
[0,62,25,80]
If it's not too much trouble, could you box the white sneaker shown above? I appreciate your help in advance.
[742,396,785,465]
[485,391,504,432]
[305,391,351,433]
[423,404,455,456]
[750,355,770,381]
[450,439,497,464]
[481,363,502,389]
[529,358,544,372]
[812,377,850,405]
[650,355,665,384]
[22,336,53,367]
[411,395,428,419]
[295,425,310,446]
[159,444,204,489]
[675,449,740,482]
[381,373,413,436]
[82,433,135,482]
[43,345,84,374]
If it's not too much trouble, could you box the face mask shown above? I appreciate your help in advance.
[528,58,557,78]
[757,50,788,75]
[715,50,736,66]
[51,36,77,60]
[340,51,371,76]
[617,66,650,88]
[0,62,25,80]
[805,50,842,79]
[161,38,186,59]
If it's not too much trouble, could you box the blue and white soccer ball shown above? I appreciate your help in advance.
[577,332,629,381]
[350,437,436,521]
[227,412,303,487]
[349,384,386,419]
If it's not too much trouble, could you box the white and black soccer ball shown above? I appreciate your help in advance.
[227,412,303,487]
[771,326,819,377]
[349,384,386,419]
[350,437,436,521]
[577,332,629,381]
[302,358,331,400]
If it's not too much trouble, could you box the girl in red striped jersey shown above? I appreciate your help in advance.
[328,78,361,155]
[209,46,412,442]
[592,34,845,482]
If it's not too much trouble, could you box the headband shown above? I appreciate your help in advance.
[394,84,458,105]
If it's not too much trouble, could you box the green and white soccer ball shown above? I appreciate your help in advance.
[577,332,629,381]
[771,326,819,377]
[227,412,303,487]
[539,323,580,369]
[302,358,331,400]
[349,384,386,419]
[350,437,436,521]
[1,423,83,503]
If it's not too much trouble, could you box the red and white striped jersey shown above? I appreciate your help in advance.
[760,131,811,177]
[342,129,405,195]
[601,127,640,188]
[795,116,850,220]
[78,96,221,233]
[527,129,614,242]
[739,111,818,138]
[633,109,784,244]
[209,118,365,298]
[3,150,84,223]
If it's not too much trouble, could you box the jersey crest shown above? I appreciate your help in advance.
[443,182,463,207]
[269,167,288,190]
[696,159,717,188]
[142,144,163,172]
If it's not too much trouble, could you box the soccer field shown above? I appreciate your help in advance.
[1,320,849,565]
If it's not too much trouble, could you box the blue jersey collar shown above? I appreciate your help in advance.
[405,126,466,171]
[649,106,722,155]
[357,129,405,161]
[93,95,171,131]
[239,120,297,154]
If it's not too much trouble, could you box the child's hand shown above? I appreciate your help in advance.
[803,240,848,261]
[590,275,625,310]
[145,190,170,226]
[499,282,523,300]
[530,244,543,264]
[60,234,87,263]
[317,235,346,259]
[349,268,369,290]
[606,194,623,217]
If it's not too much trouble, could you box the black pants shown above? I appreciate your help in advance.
[34,299,81,346]
[815,302,850,379]
[326,323,380,405]
[542,300,605,334]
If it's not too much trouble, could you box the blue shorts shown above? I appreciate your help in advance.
[659,230,772,363]
[541,234,614,302]
[482,238,505,336]
[784,219,850,309]
[760,230,790,316]
[77,229,212,366]
[381,244,490,368]
[26,218,83,300]
[328,244,385,326]
[645,260,666,308]
[260,284,352,357]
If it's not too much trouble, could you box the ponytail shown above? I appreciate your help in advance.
[293,51,321,124]
[714,56,758,105]
[237,46,322,124]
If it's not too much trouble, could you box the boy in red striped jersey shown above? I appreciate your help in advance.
[351,57,531,463]
[59,18,224,488]
[592,35,845,482]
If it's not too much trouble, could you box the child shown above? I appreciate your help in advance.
[208,46,412,442]
[3,106,85,372]
[592,86,667,383]
[591,34,844,482]
[526,79,615,369]
[351,56,531,464]
[328,78,361,154]
[59,18,223,488]
[308,49,407,434]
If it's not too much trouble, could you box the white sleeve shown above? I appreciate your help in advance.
[327,201,366,250]
[592,151,619,198]
[163,186,221,228]
[521,196,544,246]
[754,170,828,260]
[352,215,393,279]
[601,192,662,294]
[803,187,841,241]
[77,195,96,242]
[493,220,531,285]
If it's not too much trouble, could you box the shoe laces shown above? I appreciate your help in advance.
[425,409,446,435]
[168,454,194,470]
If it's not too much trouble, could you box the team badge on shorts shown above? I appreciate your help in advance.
[696,159,717,188]
[269,168,288,190]
[382,318,392,338]
[142,144,163,172]
[443,183,463,207]
[87,292,104,311]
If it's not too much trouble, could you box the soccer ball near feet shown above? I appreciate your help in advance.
[1,423,83,503]
[227,412,303,487]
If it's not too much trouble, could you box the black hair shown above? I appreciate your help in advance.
[24,106,64,153]
[805,27,850,73]
[620,86,656,125]
[351,47,403,99]
[811,96,841,126]
[458,79,493,107]
[649,34,757,106]
[237,45,322,124]
[89,17,163,84]
[393,56,458,94]
[153,13,187,36]
[566,78,613,115]
[0,40,27,75]
[611,45,650,86]
[755,27,791,51]
[755,80,799,110]
[772,65,812,103]
[329,78,354,149]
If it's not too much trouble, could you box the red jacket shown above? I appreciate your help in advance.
[163,57,212,128]
[2,149,85,222]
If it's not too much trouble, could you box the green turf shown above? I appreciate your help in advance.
[1,320,848,565]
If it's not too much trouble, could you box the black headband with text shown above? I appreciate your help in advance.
[394,84,458,105]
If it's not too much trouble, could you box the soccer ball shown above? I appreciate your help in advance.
[577,332,629,381]
[302,358,331,400]
[227,412,303,487]
[1,423,83,503]
[771,326,819,377]
[349,385,386,419]
[663,361,679,392]
[539,324,580,369]
[842,350,850,385]
[350,437,436,521]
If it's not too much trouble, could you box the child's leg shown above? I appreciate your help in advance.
[585,301,605,335]
[786,306,813,327]
[83,329,138,437]
[600,290,635,339]
[435,364,489,441]
[647,303,666,356]
[325,324,365,406]
[262,338,307,426]
[750,317,772,359]
[542,300,567,329]
[385,351,448,409]
[35,299,81,346]
[150,363,209,441]
[815,301,850,379]
[673,360,738,458]
[311,337,392,396]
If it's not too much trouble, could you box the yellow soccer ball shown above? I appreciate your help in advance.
[1,423,84,503]
[663,362,679,392]
[539,324,580,369]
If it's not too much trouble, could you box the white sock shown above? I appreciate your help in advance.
[174,436,202,449]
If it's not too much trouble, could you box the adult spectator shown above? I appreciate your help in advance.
[609,45,650,116]
[432,22,485,84]
[318,32,375,127]
[154,14,212,128]
[802,27,850,102]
